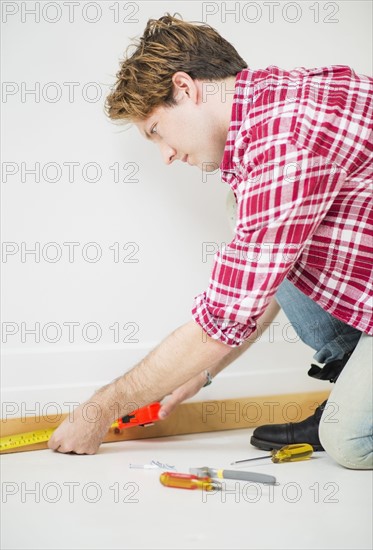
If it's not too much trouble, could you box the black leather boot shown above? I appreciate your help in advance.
[250,351,355,451]
[250,400,327,451]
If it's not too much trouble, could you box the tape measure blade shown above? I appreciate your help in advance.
[0,428,56,452]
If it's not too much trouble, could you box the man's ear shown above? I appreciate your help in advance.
[171,71,195,101]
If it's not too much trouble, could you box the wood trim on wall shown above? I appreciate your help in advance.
[0,390,329,454]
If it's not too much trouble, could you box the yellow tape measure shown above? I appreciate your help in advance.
[0,420,120,453]
[0,428,57,452]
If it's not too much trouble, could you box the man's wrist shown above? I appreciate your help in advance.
[92,379,128,425]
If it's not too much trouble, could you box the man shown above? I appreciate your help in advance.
[48,14,372,468]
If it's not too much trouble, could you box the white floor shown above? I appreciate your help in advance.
[1,428,372,550]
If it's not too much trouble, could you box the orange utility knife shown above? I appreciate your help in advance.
[112,402,161,431]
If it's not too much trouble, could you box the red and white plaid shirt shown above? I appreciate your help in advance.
[192,65,373,347]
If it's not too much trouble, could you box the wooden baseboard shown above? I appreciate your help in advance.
[0,390,329,454]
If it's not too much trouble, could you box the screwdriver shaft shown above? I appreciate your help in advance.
[231,444,314,465]
[231,456,270,465]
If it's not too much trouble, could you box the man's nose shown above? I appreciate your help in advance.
[159,143,177,165]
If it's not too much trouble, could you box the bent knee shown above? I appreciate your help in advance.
[319,423,373,470]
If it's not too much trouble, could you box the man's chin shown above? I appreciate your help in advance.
[197,160,221,173]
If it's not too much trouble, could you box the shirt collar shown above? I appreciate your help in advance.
[219,68,256,173]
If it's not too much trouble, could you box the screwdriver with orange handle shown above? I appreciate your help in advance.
[160,472,222,491]
[231,443,314,465]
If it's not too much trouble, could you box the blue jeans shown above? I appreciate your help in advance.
[276,278,373,470]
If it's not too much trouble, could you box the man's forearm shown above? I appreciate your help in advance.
[48,298,282,454]
[94,298,281,424]
[94,320,232,424]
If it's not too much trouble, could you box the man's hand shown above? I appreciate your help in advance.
[159,370,210,419]
[48,399,112,455]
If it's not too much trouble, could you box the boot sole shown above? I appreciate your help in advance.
[250,435,325,452]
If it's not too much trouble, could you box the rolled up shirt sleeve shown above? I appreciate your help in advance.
[191,141,347,347]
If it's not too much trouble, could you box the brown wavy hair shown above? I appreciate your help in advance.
[105,13,247,123]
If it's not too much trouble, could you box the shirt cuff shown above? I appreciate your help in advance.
[191,292,257,347]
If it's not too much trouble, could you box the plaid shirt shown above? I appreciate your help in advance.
[192,65,373,347]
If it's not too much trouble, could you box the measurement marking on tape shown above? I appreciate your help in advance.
[0,420,118,452]
[0,429,57,451]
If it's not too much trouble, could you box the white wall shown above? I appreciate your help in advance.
[1,1,372,417]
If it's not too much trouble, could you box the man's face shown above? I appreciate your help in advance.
[134,73,231,172]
